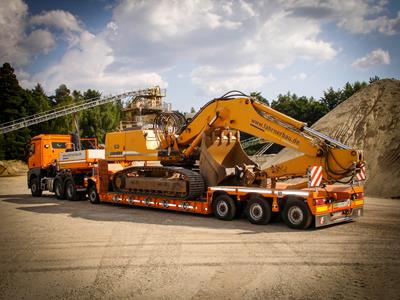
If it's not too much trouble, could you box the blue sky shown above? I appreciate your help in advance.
[1,0,399,112]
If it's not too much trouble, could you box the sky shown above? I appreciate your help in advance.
[1,0,399,112]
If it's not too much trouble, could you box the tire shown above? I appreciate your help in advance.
[283,200,312,229]
[88,185,100,204]
[30,177,42,197]
[245,195,271,225]
[212,194,236,221]
[54,179,65,199]
[65,179,78,201]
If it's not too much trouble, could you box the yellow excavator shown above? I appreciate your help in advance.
[104,90,364,197]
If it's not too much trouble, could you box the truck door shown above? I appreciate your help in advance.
[28,140,41,168]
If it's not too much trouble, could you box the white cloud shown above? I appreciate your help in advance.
[292,73,307,80]
[106,1,337,72]
[5,0,397,101]
[351,48,390,69]
[24,31,166,94]
[191,64,275,95]
[0,1,77,66]
[102,0,337,96]
[22,29,56,55]
[30,10,82,32]
[0,0,30,66]
[286,0,400,35]
[243,11,337,69]
[30,10,83,46]
[0,1,166,94]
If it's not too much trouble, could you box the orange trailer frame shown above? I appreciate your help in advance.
[87,161,364,228]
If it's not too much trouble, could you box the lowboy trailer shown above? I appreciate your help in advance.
[85,160,364,229]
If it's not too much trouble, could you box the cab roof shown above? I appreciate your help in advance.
[31,134,72,142]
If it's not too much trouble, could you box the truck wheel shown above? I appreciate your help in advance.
[54,179,65,199]
[30,177,42,197]
[283,200,312,229]
[245,195,271,225]
[65,180,78,201]
[88,185,100,204]
[212,194,236,221]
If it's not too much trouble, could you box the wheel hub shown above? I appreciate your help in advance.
[288,206,303,225]
[250,203,263,220]
[217,201,228,217]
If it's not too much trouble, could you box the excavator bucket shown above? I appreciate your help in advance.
[199,130,258,187]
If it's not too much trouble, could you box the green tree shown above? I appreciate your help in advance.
[271,92,328,126]
[320,81,367,111]
[79,89,121,143]
[0,63,31,160]
[369,75,380,84]
[250,91,269,106]
[27,84,52,135]
[50,84,76,133]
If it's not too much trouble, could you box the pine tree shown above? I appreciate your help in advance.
[49,84,75,133]
[80,89,121,143]
[27,84,52,135]
[0,63,31,160]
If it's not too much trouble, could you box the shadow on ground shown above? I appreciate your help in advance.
[0,194,319,234]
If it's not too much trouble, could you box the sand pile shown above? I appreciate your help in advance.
[0,160,28,177]
[263,79,400,198]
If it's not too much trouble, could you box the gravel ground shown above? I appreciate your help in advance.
[0,175,399,299]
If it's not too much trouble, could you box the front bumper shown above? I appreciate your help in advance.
[315,207,363,227]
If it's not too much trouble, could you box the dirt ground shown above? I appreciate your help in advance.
[0,176,399,299]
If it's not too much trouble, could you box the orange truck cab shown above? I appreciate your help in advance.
[27,134,100,198]
[28,134,73,169]
[28,134,73,196]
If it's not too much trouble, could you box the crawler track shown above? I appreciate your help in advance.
[112,166,205,199]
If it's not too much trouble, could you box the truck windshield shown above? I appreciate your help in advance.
[52,142,66,149]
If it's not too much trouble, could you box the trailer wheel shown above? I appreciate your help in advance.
[54,179,65,199]
[88,185,100,204]
[65,179,78,201]
[30,177,42,197]
[212,194,236,221]
[245,195,271,225]
[283,200,312,229]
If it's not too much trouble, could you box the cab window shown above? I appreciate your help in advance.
[52,142,66,149]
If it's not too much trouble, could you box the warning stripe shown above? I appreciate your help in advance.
[356,165,366,181]
[310,165,322,187]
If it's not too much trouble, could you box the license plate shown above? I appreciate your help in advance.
[333,200,351,209]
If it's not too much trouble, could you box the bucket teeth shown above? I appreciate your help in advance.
[199,129,258,187]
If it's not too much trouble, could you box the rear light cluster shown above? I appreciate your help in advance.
[351,192,364,200]
[313,198,327,205]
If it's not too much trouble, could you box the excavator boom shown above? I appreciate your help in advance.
[175,92,363,186]
[105,91,363,188]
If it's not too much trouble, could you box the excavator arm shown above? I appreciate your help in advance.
[175,92,363,186]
